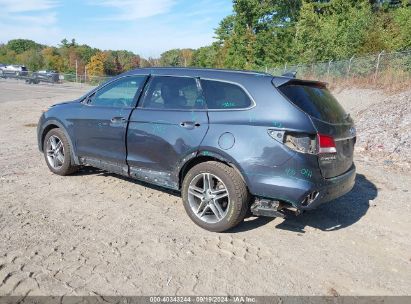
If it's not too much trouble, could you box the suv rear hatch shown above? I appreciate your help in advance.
[275,78,355,179]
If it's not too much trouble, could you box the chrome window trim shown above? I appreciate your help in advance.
[138,75,207,111]
[137,74,256,112]
[82,75,148,107]
[199,77,256,111]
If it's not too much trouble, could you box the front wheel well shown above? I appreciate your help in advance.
[41,124,59,150]
[179,155,247,189]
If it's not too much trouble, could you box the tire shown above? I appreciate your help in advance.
[182,161,250,232]
[43,128,78,175]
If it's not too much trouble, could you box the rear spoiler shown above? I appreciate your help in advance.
[272,77,328,88]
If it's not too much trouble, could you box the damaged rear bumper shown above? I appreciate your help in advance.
[300,165,356,210]
[250,165,356,217]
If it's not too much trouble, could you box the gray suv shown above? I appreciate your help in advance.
[37,68,356,232]
[0,64,28,77]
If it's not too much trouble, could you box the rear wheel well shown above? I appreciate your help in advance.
[179,155,247,189]
[41,124,59,150]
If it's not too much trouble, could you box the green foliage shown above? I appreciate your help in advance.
[1,0,410,75]
[392,4,411,50]
[160,49,182,66]
[294,0,373,62]
[0,38,141,76]
[159,48,194,67]
[17,49,44,71]
[103,50,141,75]
[199,0,411,69]
[42,47,64,71]
[192,45,218,67]
[7,39,43,54]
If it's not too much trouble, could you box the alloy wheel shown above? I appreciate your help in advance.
[187,173,230,224]
[46,135,65,169]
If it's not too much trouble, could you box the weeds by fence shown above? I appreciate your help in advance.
[267,49,411,91]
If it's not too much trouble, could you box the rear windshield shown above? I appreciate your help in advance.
[278,84,347,124]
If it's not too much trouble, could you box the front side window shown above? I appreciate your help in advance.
[141,76,205,110]
[89,76,146,107]
[200,80,252,109]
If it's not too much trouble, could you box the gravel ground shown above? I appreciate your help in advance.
[0,79,410,296]
[334,88,411,169]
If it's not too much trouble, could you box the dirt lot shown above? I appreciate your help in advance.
[0,79,410,296]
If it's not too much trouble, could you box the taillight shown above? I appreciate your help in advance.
[268,130,317,154]
[268,130,337,157]
[317,134,337,154]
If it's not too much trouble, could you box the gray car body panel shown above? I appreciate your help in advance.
[38,67,356,209]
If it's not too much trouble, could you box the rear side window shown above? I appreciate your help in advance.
[200,80,252,109]
[278,84,347,124]
[141,76,205,110]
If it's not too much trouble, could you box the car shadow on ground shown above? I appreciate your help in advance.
[73,168,377,233]
[230,174,378,233]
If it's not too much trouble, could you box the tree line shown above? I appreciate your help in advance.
[0,38,147,76]
[1,0,410,76]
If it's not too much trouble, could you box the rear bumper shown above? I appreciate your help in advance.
[244,153,356,210]
[300,165,356,210]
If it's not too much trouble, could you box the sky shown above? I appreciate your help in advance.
[0,0,233,57]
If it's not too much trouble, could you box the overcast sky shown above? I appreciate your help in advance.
[0,0,232,57]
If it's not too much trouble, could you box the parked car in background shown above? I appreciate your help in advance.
[0,64,7,77]
[37,67,356,232]
[0,64,5,77]
[0,65,29,77]
[27,70,61,84]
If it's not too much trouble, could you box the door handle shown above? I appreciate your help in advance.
[111,116,127,123]
[180,121,200,129]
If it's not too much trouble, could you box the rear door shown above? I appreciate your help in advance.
[126,75,209,189]
[278,82,355,178]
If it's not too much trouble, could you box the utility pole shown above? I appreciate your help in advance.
[347,56,354,78]
[84,66,87,85]
[75,60,78,83]
[374,51,385,84]
[327,60,333,77]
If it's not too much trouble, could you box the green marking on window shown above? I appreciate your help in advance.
[222,101,236,108]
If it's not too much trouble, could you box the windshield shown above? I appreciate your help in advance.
[278,84,347,124]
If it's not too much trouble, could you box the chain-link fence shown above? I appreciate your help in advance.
[266,49,411,89]
[2,49,411,90]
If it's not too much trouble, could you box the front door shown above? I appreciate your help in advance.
[73,75,147,174]
[127,75,209,189]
